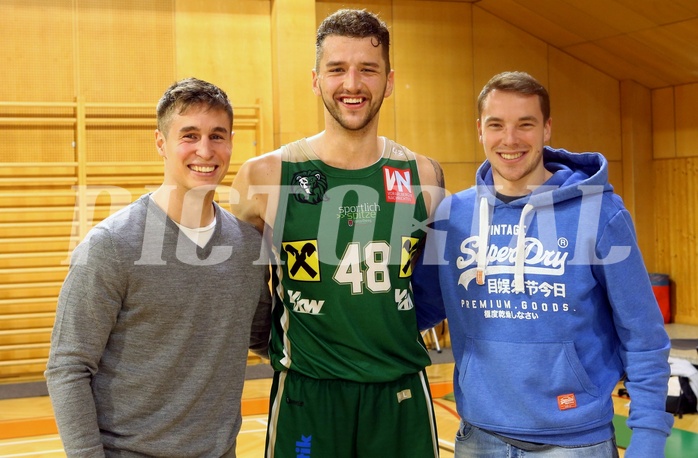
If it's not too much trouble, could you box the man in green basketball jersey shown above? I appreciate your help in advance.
[232,9,445,457]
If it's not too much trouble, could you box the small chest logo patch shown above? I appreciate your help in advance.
[292,170,328,204]
[557,393,577,410]
[383,166,415,204]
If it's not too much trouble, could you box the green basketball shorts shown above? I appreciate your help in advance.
[264,369,439,457]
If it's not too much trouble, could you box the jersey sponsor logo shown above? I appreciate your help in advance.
[400,236,420,277]
[292,170,328,204]
[283,240,321,281]
[557,393,577,410]
[383,166,416,204]
[395,288,414,311]
[337,202,380,226]
[295,435,312,457]
[288,290,325,315]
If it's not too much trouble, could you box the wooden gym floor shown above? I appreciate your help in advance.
[1,324,697,457]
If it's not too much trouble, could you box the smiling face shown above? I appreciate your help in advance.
[477,89,552,195]
[155,104,233,198]
[312,35,394,133]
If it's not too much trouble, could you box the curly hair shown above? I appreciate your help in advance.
[315,9,391,72]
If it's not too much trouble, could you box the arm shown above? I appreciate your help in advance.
[412,192,451,331]
[412,154,448,330]
[595,209,673,457]
[412,242,447,331]
[249,265,272,359]
[45,229,123,457]
[415,154,446,218]
[230,152,282,233]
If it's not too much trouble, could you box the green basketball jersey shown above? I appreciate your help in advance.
[269,138,432,382]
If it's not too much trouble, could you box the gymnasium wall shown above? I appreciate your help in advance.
[1,0,697,382]
[651,83,698,325]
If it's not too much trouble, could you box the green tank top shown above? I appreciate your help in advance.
[269,138,431,382]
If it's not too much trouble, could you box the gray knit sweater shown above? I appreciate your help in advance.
[45,194,271,457]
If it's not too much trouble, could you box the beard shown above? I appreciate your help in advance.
[320,89,386,132]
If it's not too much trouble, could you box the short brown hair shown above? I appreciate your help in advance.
[477,71,550,121]
[156,78,233,133]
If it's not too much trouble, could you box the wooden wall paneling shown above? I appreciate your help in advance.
[0,253,70,270]
[652,87,677,159]
[472,1,698,90]
[652,159,673,318]
[619,80,655,267]
[471,7,550,163]
[674,82,698,158]
[472,8,550,93]
[0,97,80,382]
[0,102,77,164]
[566,32,684,89]
[441,162,478,197]
[0,125,76,164]
[606,161,624,209]
[0,299,59,317]
[552,0,655,35]
[76,0,175,104]
[231,104,264,160]
[683,158,698,323]
[563,42,669,90]
[0,0,257,382]
[315,1,395,140]
[488,0,624,42]
[626,19,698,87]
[0,159,77,381]
[613,0,698,24]
[391,1,473,164]
[0,181,76,382]
[474,0,584,48]
[174,0,273,160]
[654,158,698,324]
[83,104,157,163]
[270,0,317,147]
[0,0,74,103]
[547,48,622,161]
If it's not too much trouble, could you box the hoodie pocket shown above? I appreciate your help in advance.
[458,337,603,433]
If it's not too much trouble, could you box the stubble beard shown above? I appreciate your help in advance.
[321,91,385,132]
[491,149,545,189]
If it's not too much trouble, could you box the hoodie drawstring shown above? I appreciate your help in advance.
[513,203,534,293]
[476,197,534,293]
[476,197,489,285]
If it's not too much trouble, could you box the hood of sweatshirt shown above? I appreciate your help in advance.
[472,146,613,293]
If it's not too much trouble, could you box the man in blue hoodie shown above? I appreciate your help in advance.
[414,71,673,457]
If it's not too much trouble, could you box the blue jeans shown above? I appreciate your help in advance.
[454,420,619,457]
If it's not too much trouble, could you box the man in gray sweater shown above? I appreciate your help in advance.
[45,78,271,457]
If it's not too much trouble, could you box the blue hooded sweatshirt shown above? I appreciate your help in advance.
[414,147,673,456]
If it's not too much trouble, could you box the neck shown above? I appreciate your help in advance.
[151,185,216,228]
[307,130,384,169]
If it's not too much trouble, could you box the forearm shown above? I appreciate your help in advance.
[249,270,272,358]
[598,211,674,455]
[45,366,105,457]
